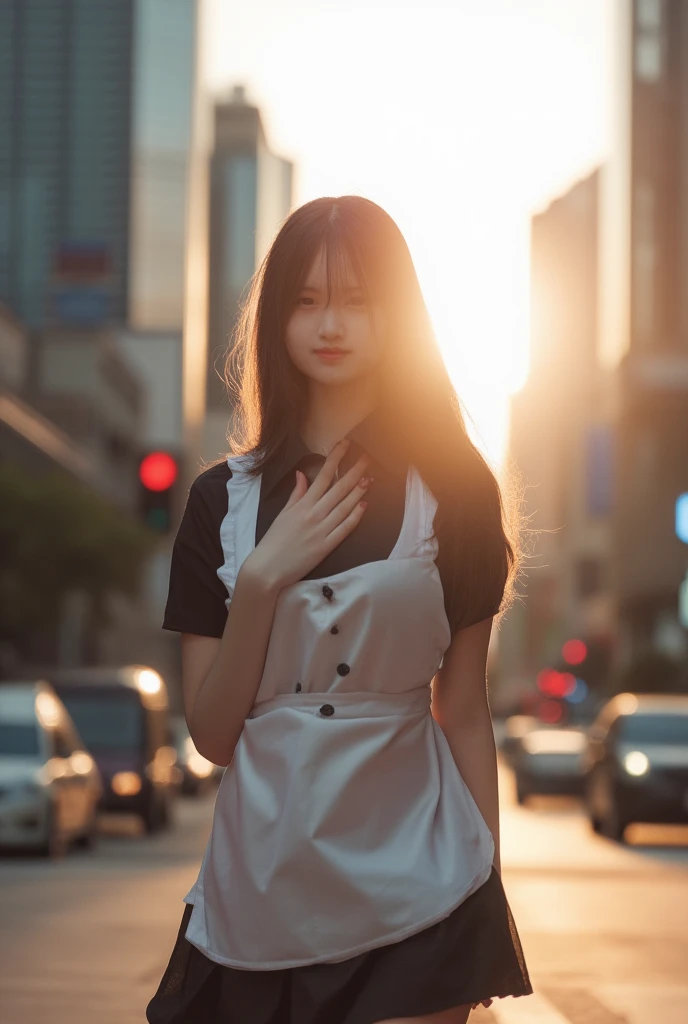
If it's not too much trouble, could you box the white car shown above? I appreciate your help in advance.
[0,680,103,857]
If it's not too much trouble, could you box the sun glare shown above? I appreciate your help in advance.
[205,0,612,464]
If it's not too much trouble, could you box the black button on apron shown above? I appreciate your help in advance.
[295,683,302,692]
[319,704,335,716]
[322,584,334,600]
[330,625,339,635]
[336,663,350,676]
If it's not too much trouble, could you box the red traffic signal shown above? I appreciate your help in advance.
[138,452,180,533]
[139,452,178,492]
[562,639,588,665]
[536,669,576,698]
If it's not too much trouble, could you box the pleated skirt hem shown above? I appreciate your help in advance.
[146,865,533,1024]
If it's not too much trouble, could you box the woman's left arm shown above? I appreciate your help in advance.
[431,616,501,875]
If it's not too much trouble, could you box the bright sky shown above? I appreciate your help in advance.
[204,0,614,464]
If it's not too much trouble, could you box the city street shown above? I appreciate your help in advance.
[1,757,687,1024]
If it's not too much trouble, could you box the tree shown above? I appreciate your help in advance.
[0,463,158,660]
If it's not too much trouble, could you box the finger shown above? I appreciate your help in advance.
[304,439,351,504]
[314,453,372,518]
[321,472,372,532]
[283,469,308,511]
[322,496,368,549]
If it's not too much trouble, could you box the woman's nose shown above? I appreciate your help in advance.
[318,307,344,338]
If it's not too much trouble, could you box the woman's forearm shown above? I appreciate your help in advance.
[190,562,282,766]
[434,702,502,874]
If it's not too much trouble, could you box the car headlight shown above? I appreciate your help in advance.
[111,771,142,796]
[623,751,650,776]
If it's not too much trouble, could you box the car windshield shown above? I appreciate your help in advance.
[56,691,143,751]
[620,713,688,745]
[0,723,40,756]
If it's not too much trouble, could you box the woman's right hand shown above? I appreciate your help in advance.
[242,439,373,592]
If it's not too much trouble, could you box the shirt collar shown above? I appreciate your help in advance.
[261,409,408,498]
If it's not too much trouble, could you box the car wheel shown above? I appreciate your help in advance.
[76,809,99,851]
[584,777,603,833]
[142,795,162,834]
[143,792,172,834]
[515,775,530,806]
[601,798,628,842]
[158,791,174,829]
[38,806,67,859]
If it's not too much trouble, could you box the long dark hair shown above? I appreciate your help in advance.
[224,195,520,632]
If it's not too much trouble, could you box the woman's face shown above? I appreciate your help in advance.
[285,248,387,387]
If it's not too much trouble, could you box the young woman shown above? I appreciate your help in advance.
[147,196,533,1024]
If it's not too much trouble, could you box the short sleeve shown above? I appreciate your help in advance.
[162,463,232,638]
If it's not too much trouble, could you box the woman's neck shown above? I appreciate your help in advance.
[300,378,379,455]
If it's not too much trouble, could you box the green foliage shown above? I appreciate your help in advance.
[0,463,158,640]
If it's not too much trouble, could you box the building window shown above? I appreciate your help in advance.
[637,0,662,30]
[635,0,664,82]
[585,425,614,517]
[633,182,656,343]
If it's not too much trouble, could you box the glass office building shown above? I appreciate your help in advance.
[0,0,134,326]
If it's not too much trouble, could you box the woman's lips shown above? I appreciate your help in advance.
[313,348,349,361]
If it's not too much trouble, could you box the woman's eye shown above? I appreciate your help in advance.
[297,296,315,306]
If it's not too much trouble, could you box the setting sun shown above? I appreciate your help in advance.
[205,0,613,463]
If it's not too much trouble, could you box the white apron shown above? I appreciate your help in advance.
[183,454,495,970]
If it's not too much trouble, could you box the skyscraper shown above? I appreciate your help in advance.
[502,172,614,695]
[204,85,293,460]
[0,0,134,326]
[0,0,203,333]
[599,0,688,658]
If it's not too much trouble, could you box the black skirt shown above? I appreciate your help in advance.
[146,866,533,1024]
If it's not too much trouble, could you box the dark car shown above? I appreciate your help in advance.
[49,665,177,833]
[511,724,588,804]
[500,715,539,769]
[582,692,688,841]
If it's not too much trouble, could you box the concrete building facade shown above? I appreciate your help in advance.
[502,172,615,696]
[603,0,688,660]
[204,86,293,462]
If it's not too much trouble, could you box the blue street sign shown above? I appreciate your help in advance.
[676,493,688,544]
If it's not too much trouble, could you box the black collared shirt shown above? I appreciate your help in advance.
[163,412,409,638]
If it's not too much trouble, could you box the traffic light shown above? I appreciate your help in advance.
[138,451,180,533]
[556,637,611,697]
[561,638,588,665]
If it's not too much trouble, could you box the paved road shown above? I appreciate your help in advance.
[1,760,687,1024]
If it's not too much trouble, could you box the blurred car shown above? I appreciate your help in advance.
[0,680,102,857]
[583,692,688,841]
[500,715,539,769]
[49,665,177,834]
[511,724,588,804]
[171,716,218,796]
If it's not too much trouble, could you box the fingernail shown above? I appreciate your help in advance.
[359,500,368,509]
